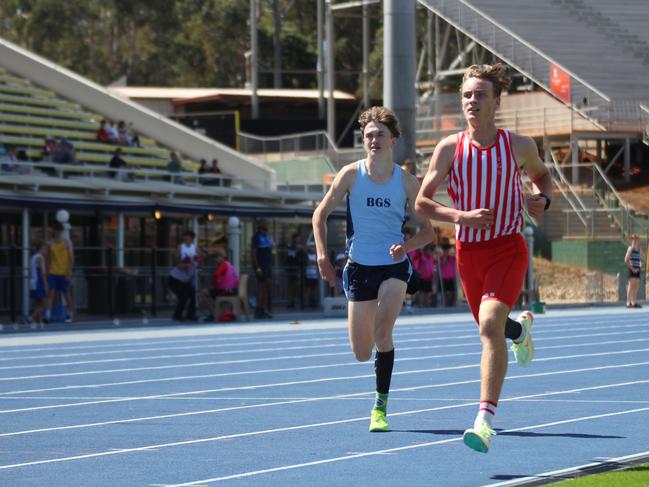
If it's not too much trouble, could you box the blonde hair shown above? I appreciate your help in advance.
[462,63,512,97]
[358,106,401,139]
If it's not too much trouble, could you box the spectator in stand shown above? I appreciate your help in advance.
[106,120,119,144]
[41,136,57,162]
[401,158,416,176]
[166,152,184,184]
[285,233,307,308]
[28,241,49,327]
[127,122,141,147]
[53,137,77,165]
[199,249,240,321]
[15,149,31,174]
[203,158,223,186]
[439,239,457,306]
[117,120,132,146]
[97,120,110,143]
[0,144,17,172]
[109,147,130,181]
[197,158,209,185]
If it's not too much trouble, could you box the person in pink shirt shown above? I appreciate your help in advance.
[413,244,437,307]
[200,249,239,321]
[439,240,457,306]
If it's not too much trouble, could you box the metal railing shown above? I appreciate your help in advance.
[0,160,273,191]
[418,0,611,111]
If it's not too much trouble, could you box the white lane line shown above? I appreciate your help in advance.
[0,322,646,370]
[484,450,649,487]
[166,406,649,485]
[0,345,649,414]
[0,307,645,349]
[0,348,649,422]
[1,314,640,362]
[0,325,490,363]
[0,327,649,386]
[2,377,649,439]
[1,377,649,472]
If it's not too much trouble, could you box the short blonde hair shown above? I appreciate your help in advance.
[462,63,512,97]
[358,106,401,139]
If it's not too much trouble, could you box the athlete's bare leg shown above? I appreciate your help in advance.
[374,279,407,352]
[348,300,377,361]
[477,299,511,402]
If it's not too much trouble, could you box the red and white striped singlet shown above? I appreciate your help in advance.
[447,129,524,243]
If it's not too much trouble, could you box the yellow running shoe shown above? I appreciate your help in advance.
[511,310,534,367]
[463,419,496,453]
[369,409,389,432]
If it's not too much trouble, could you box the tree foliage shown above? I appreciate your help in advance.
[0,1,443,95]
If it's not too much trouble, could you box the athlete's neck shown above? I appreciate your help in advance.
[364,156,393,181]
[467,124,499,148]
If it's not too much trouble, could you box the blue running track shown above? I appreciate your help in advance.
[0,306,647,486]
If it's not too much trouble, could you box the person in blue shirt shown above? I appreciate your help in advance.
[312,106,434,432]
[251,221,274,319]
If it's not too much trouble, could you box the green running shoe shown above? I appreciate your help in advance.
[463,420,496,453]
[511,310,534,367]
[369,409,389,432]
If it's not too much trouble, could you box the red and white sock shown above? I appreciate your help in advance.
[475,400,497,428]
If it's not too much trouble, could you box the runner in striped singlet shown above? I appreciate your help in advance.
[415,64,554,453]
[624,234,643,308]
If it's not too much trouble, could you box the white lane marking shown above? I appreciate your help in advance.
[166,406,649,485]
[1,325,646,385]
[2,378,649,472]
[3,377,649,439]
[484,450,649,486]
[1,319,645,370]
[1,331,647,398]
[0,345,649,414]
[0,307,644,349]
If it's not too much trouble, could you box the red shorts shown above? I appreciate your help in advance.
[456,233,528,322]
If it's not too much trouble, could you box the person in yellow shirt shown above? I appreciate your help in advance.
[46,222,75,323]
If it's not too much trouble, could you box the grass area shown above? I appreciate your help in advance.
[555,462,649,486]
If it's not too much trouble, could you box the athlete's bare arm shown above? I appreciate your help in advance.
[312,164,357,287]
[415,136,494,230]
[514,134,553,219]
[389,170,434,261]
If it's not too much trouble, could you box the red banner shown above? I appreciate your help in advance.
[550,63,571,104]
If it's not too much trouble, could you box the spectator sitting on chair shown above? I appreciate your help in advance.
[200,249,240,321]
[97,120,110,143]
[53,137,77,165]
[109,147,131,181]
[106,120,119,144]
[117,120,132,146]
[41,136,57,162]
[202,158,222,186]
[166,152,184,184]
[0,144,17,172]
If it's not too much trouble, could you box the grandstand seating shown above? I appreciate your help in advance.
[0,66,195,171]
[420,0,649,121]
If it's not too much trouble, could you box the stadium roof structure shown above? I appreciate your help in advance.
[419,0,649,132]
[108,87,357,105]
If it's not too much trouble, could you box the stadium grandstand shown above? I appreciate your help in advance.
[416,0,649,267]
[2,0,649,322]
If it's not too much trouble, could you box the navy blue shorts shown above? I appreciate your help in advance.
[343,260,411,302]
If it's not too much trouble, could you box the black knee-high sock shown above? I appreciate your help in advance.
[375,349,395,394]
[504,317,523,341]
